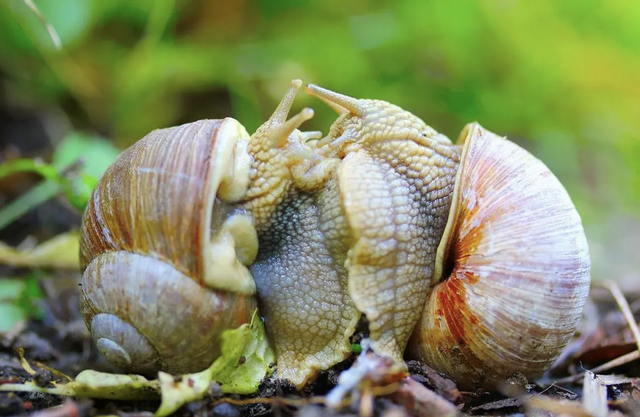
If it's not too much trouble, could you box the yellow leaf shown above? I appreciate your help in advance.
[0,232,80,269]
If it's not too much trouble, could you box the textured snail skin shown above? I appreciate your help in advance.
[249,85,589,388]
[239,82,361,385]
[246,84,463,386]
[312,86,462,363]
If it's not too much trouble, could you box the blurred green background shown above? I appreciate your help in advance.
[0,0,638,287]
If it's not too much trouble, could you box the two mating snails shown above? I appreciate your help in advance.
[79,80,591,390]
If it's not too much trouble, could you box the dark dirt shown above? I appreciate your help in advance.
[0,207,640,416]
[1,289,640,417]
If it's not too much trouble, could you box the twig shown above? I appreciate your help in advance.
[21,0,61,49]
[553,350,640,385]
[595,280,640,353]
[210,383,401,410]
[555,281,640,386]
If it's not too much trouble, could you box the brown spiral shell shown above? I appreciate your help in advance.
[80,118,257,374]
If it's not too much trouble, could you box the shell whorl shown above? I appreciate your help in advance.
[81,251,255,373]
[80,118,257,374]
[408,123,591,389]
[80,118,252,278]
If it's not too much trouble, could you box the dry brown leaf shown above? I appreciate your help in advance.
[391,378,458,417]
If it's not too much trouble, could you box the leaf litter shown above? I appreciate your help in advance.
[1,242,640,416]
[0,313,274,416]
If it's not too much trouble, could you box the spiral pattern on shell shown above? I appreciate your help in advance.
[80,118,257,374]
[407,123,591,389]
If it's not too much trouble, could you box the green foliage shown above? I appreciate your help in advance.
[51,132,122,179]
[0,312,274,415]
[0,133,120,230]
[0,231,79,269]
[0,159,93,211]
[0,0,638,279]
[0,275,44,332]
[207,311,275,395]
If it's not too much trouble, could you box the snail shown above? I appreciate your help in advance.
[79,80,591,390]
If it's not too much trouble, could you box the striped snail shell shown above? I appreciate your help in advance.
[407,123,591,389]
[79,80,318,374]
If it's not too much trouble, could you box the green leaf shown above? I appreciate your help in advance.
[0,311,275,416]
[0,278,26,299]
[209,311,275,394]
[18,274,45,320]
[70,371,160,400]
[0,231,80,269]
[156,369,214,417]
[51,132,121,178]
[0,371,160,401]
[30,0,93,48]
[156,312,274,416]
[0,304,27,333]
[0,276,44,332]
[0,158,89,224]
[0,159,62,183]
[50,132,121,210]
[0,132,120,231]
[0,181,61,233]
[0,279,28,332]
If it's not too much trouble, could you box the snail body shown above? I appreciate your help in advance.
[79,80,590,390]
